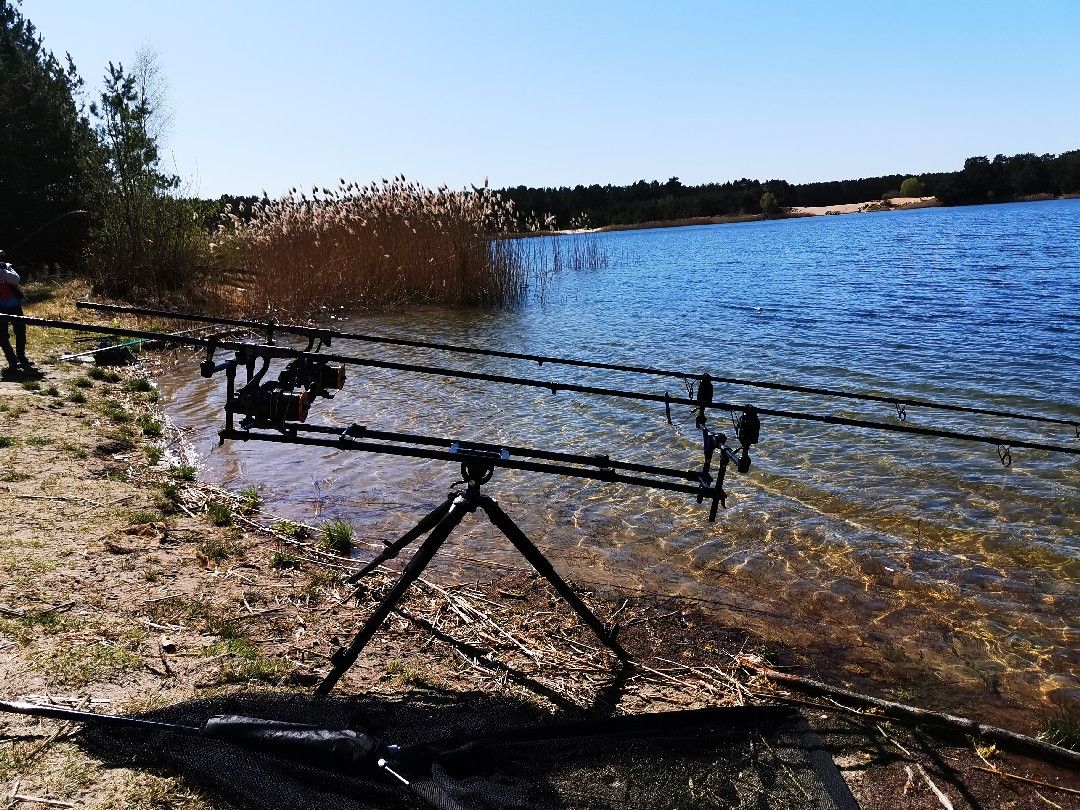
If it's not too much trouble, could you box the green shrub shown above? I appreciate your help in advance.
[899,176,926,197]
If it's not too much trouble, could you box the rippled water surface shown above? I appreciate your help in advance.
[160,200,1079,708]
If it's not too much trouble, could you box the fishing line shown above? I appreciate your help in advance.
[12,313,1080,457]
[75,301,1079,432]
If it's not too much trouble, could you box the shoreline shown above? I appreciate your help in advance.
[522,193,1080,238]
[2,282,1078,806]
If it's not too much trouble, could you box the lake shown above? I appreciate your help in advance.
[158,199,1080,715]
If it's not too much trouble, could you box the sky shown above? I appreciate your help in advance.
[19,0,1080,198]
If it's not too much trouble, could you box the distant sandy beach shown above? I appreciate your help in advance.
[787,196,939,216]
[525,197,944,237]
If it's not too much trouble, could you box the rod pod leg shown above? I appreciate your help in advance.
[316,495,472,695]
[478,495,629,661]
[346,493,457,584]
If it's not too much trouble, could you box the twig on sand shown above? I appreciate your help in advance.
[739,656,1080,768]
[10,794,76,808]
[916,764,954,809]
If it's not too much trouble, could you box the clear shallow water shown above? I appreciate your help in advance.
[159,200,1080,710]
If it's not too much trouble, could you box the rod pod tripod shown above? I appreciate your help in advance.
[316,460,629,694]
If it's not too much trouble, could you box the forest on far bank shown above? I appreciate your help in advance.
[493,151,1080,230]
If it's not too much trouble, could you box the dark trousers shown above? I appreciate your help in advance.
[0,304,26,368]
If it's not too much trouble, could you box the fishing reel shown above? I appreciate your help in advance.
[233,381,311,429]
[697,405,759,521]
[214,346,346,432]
[277,357,347,398]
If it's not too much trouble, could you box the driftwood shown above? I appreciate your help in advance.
[739,657,1080,769]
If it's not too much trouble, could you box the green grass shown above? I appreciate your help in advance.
[123,377,154,393]
[45,385,60,397]
[72,375,94,388]
[320,518,353,554]
[36,642,143,685]
[1040,715,1080,752]
[212,637,293,683]
[192,604,242,639]
[26,435,52,447]
[127,509,160,526]
[387,658,427,687]
[87,366,121,383]
[138,414,163,437]
[207,502,233,527]
[196,535,235,564]
[270,549,300,570]
[20,380,40,391]
[144,443,163,465]
[239,485,261,513]
[0,436,16,449]
[101,398,132,423]
[67,389,87,404]
[0,607,85,646]
[172,464,197,481]
[273,520,309,540]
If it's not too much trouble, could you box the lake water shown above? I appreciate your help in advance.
[158,199,1080,714]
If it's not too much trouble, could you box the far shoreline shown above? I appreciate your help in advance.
[515,192,1079,238]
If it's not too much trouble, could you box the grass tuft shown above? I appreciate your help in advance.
[239,485,261,513]
[207,502,233,526]
[320,518,353,554]
[172,464,197,481]
[123,377,154,393]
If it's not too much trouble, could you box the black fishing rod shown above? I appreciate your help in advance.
[75,300,1080,432]
[12,313,1080,458]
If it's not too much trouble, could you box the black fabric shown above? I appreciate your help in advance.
[78,692,858,810]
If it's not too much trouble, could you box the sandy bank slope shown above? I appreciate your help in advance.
[790,196,939,216]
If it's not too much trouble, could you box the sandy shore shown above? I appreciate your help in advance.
[788,196,940,217]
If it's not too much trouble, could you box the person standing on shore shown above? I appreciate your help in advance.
[0,255,31,373]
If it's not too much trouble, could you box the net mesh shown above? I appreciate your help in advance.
[78,692,857,810]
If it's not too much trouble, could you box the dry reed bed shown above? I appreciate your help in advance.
[211,178,537,317]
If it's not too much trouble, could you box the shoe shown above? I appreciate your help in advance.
[17,357,33,370]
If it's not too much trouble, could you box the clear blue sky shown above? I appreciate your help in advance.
[20,0,1080,198]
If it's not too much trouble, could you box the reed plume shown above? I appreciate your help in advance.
[211,177,536,317]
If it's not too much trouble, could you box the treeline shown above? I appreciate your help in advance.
[498,151,1080,230]
[1,0,205,299]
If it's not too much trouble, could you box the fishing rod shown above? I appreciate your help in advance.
[76,300,1080,432]
[57,324,224,362]
[11,313,1080,459]
[7,210,88,252]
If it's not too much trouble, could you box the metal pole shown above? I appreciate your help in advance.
[478,495,629,661]
[316,495,473,695]
[346,494,457,583]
